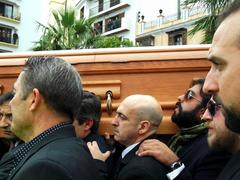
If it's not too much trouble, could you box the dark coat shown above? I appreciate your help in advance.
[7,125,100,180]
[114,143,168,180]
[0,142,23,180]
[175,134,231,180]
[96,139,168,180]
[216,152,240,180]
[83,132,110,153]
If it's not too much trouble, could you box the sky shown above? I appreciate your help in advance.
[138,0,178,21]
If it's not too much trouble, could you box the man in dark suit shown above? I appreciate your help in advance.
[88,94,168,180]
[73,90,113,174]
[202,0,240,179]
[201,96,240,180]
[4,56,99,180]
[137,79,231,180]
[0,92,15,159]
[73,90,109,154]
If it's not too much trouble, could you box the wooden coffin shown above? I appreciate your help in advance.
[0,45,211,135]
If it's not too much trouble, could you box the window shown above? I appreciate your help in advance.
[136,35,155,47]
[98,0,103,12]
[167,28,187,45]
[0,2,13,18]
[0,27,12,43]
[110,0,120,7]
[4,4,13,18]
[80,7,84,18]
[105,13,124,32]
[94,21,103,34]
[174,35,183,45]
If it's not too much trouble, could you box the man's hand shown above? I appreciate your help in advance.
[104,132,115,148]
[87,141,111,162]
[136,139,179,166]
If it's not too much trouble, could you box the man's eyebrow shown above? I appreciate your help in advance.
[208,54,226,64]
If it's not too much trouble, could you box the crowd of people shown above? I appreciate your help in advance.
[0,0,240,179]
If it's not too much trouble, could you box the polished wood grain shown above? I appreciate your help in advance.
[0,45,211,135]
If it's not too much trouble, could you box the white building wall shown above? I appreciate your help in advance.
[74,0,179,44]
[17,0,50,51]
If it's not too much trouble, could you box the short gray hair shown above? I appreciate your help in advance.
[20,56,82,120]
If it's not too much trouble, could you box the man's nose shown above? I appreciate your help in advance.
[177,94,184,102]
[202,109,212,122]
[203,68,219,94]
[112,115,119,126]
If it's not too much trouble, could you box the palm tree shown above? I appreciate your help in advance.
[182,0,231,44]
[33,8,96,50]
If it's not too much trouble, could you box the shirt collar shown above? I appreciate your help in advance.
[121,142,139,159]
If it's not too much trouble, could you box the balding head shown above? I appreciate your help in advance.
[112,94,163,146]
[122,94,163,129]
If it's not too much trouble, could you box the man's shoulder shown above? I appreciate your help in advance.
[182,133,231,163]
[84,133,109,152]
[11,137,99,180]
[18,137,91,171]
[126,153,167,174]
[119,155,167,179]
[182,134,210,156]
[34,137,89,159]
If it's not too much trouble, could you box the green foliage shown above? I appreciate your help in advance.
[182,0,230,44]
[33,8,96,50]
[94,36,133,48]
[33,8,134,50]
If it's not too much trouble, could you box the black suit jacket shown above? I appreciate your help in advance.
[0,142,24,180]
[7,124,100,180]
[114,144,167,180]
[216,152,240,180]
[96,139,168,180]
[175,134,231,180]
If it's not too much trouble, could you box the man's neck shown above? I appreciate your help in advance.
[125,131,156,147]
[25,112,71,142]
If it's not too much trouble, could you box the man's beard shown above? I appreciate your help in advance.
[224,106,240,134]
[171,102,202,128]
[209,108,239,153]
[215,96,240,134]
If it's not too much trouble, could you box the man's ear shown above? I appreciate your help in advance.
[84,119,94,131]
[138,120,151,135]
[29,88,42,111]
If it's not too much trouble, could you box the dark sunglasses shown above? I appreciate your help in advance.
[206,98,222,117]
[184,90,201,103]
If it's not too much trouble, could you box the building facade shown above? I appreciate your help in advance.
[74,0,145,44]
[136,3,208,46]
[0,0,21,52]
[0,0,50,52]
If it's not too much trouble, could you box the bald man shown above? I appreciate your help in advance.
[88,94,167,180]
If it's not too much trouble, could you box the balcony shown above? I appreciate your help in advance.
[0,1,21,23]
[102,16,129,36]
[105,17,121,32]
[89,0,129,18]
[0,13,21,24]
[140,5,207,35]
[0,27,19,47]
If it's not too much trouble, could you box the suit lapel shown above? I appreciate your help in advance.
[114,144,140,179]
[113,134,158,180]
